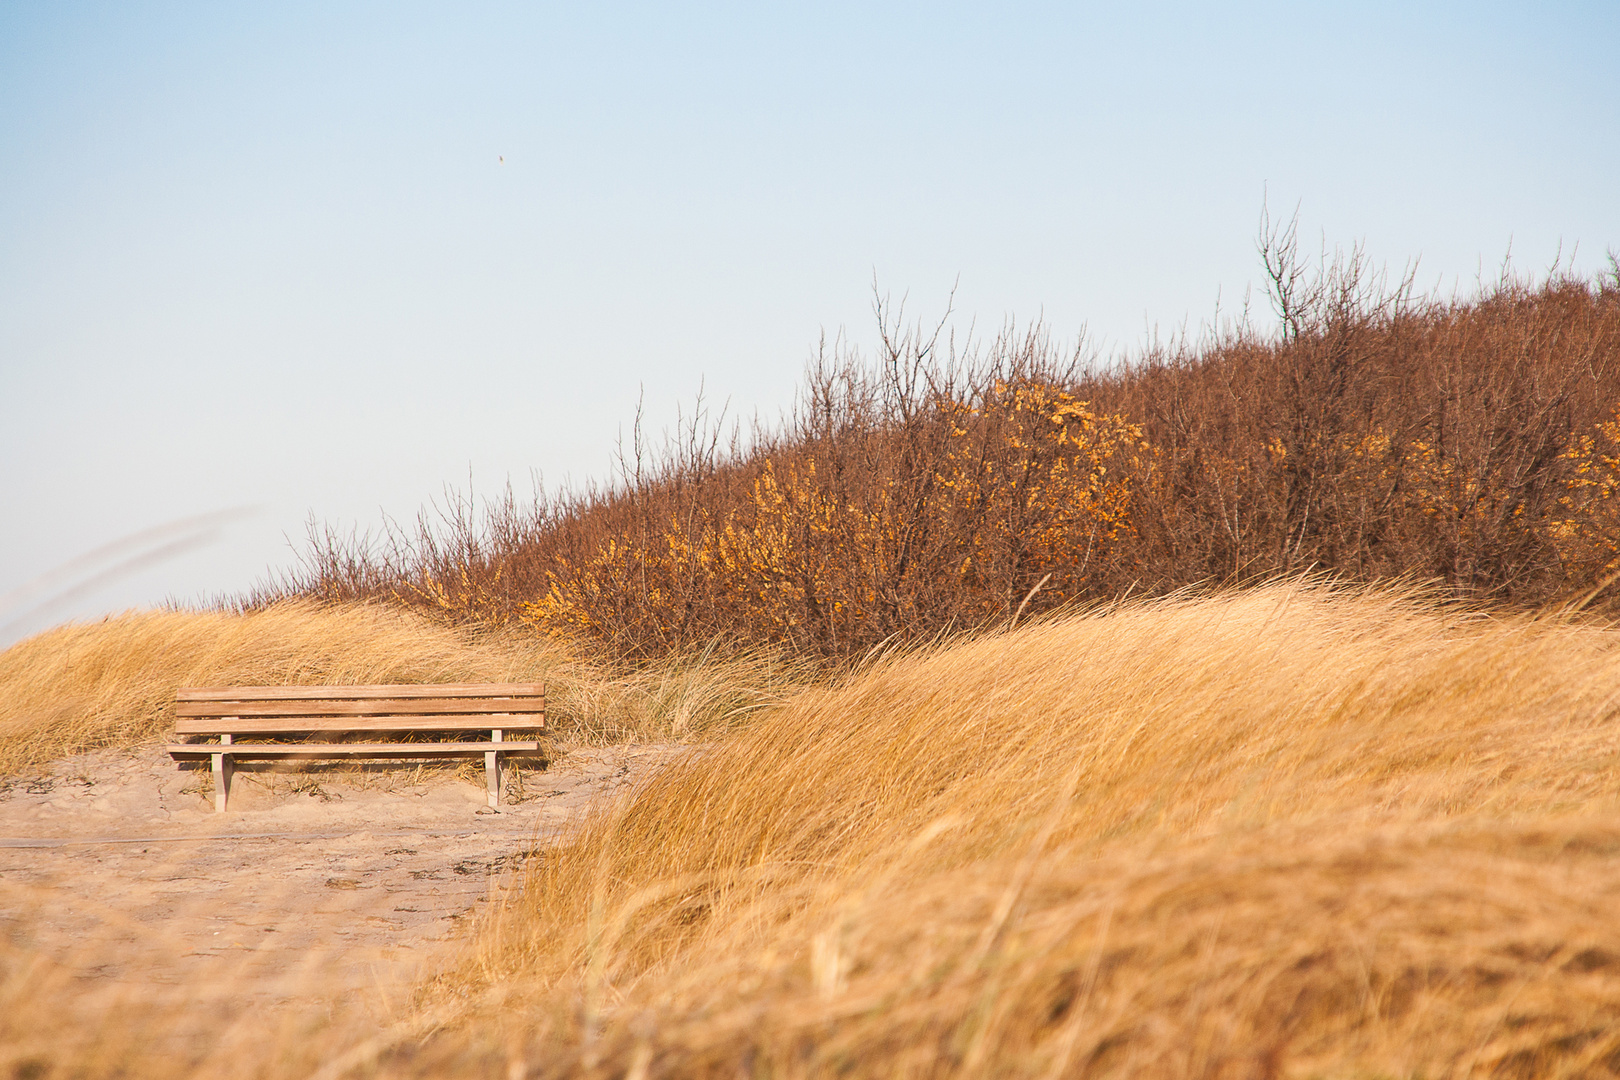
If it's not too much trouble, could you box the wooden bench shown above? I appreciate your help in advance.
[167,683,547,812]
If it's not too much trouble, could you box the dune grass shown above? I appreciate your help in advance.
[377,582,1620,1078]
[11,584,1620,1076]
[0,600,804,778]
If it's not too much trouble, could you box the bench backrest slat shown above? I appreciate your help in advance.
[174,715,545,735]
[177,683,543,702]
[177,698,544,719]
[173,683,546,737]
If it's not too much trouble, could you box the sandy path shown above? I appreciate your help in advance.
[0,742,682,1053]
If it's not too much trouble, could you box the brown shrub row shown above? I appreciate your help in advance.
[254,237,1620,658]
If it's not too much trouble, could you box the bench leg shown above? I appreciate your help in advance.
[212,751,234,812]
[485,750,501,808]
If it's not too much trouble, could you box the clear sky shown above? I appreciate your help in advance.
[2,1,1616,644]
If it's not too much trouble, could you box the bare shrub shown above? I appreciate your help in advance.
[252,242,1620,659]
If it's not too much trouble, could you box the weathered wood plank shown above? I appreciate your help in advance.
[176,698,546,719]
[167,741,544,759]
[176,683,545,702]
[174,714,548,735]
[213,733,234,811]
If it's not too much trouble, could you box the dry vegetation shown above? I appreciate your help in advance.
[0,601,801,777]
[9,240,1620,1078]
[257,238,1620,659]
[17,584,1620,1077]
[377,583,1620,1080]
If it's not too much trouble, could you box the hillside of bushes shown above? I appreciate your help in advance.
[257,243,1620,658]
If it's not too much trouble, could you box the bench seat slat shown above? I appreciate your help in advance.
[167,741,544,759]
[177,684,544,702]
[176,698,546,719]
[174,714,548,735]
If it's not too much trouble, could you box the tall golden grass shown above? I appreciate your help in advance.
[12,586,1620,1077]
[379,583,1620,1078]
[0,601,803,777]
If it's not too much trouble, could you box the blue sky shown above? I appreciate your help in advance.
[2,1,1616,643]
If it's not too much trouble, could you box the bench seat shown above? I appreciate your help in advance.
[169,682,547,811]
[166,741,545,758]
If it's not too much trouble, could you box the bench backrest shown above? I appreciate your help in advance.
[174,683,546,736]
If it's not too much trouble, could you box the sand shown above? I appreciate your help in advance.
[0,742,683,1059]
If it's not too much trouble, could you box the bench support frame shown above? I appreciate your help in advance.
[212,731,235,813]
[486,728,503,809]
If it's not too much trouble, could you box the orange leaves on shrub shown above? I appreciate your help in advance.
[517,376,1152,655]
[255,253,1620,658]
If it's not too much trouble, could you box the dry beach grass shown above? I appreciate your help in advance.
[8,587,1620,1076]
[0,600,803,777]
[393,583,1620,1077]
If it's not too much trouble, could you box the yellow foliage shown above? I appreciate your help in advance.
[524,381,1155,647]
